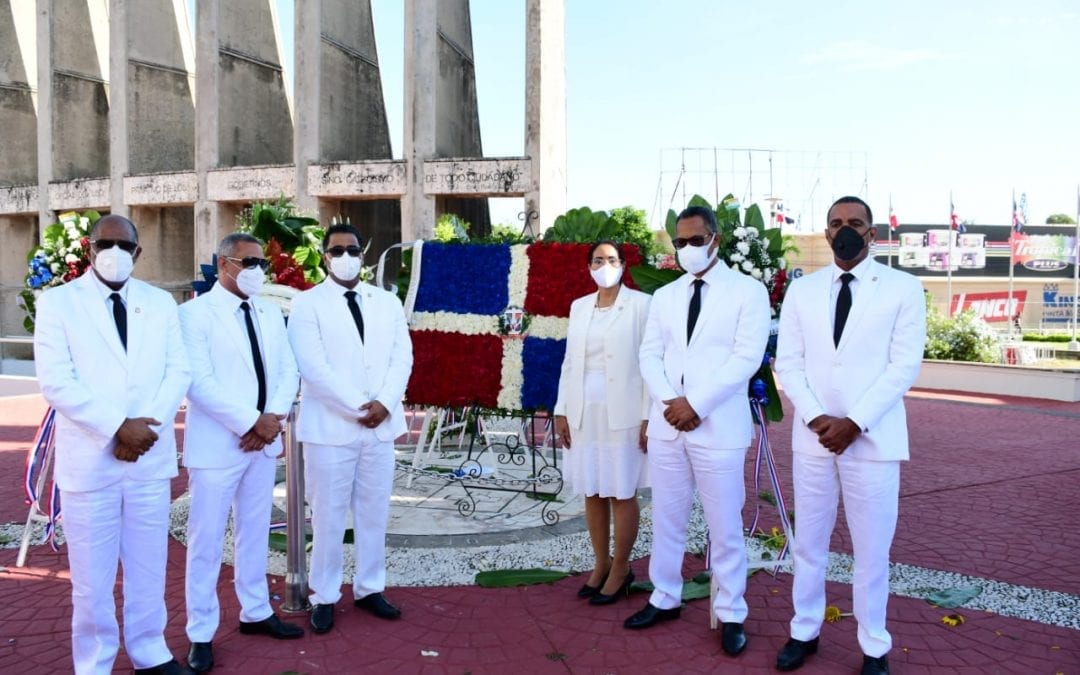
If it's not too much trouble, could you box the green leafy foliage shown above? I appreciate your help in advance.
[434,213,471,242]
[474,568,572,587]
[236,196,325,285]
[924,297,998,362]
[630,571,711,601]
[925,586,981,608]
[1045,213,1077,225]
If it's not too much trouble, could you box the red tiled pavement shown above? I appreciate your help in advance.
[1,390,1078,673]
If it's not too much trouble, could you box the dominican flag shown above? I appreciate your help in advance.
[1012,194,1025,233]
[774,203,795,225]
[403,241,644,412]
[950,199,965,234]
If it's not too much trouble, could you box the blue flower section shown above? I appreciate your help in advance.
[413,243,511,315]
[27,254,54,289]
[521,337,567,411]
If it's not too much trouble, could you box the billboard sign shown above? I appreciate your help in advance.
[949,290,1026,323]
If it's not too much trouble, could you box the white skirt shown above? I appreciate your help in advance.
[564,392,649,499]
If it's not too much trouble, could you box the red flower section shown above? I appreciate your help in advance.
[267,238,313,290]
[523,242,644,318]
[769,268,788,312]
[406,331,504,409]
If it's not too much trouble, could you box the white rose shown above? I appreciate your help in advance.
[751,268,763,279]
[741,260,754,272]
[736,241,750,255]
[64,253,79,263]
[733,227,747,238]
[778,258,787,270]
[746,228,759,238]
[729,252,744,262]
[763,269,774,283]
[50,263,61,273]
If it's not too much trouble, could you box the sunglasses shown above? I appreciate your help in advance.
[90,239,138,254]
[224,255,271,271]
[672,234,713,250]
[325,245,362,258]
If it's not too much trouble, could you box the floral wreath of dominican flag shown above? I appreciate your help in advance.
[402,241,644,412]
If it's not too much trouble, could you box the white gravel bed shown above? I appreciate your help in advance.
[824,551,1080,630]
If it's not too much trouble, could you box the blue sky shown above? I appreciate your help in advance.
[202,1,1080,231]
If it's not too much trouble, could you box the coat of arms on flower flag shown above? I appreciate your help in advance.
[403,241,642,412]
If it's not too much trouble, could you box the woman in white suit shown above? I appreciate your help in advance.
[554,241,650,605]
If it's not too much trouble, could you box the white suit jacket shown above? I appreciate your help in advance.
[179,283,299,469]
[775,259,926,461]
[554,287,651,430]
[34,271,191,492]
[287,278,413,446]
[639,262,771,447]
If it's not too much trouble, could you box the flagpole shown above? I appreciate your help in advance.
[887,193,893,268]
[947,191,954,318]
[1070,184,1079,351]
[1008,189,1016,338]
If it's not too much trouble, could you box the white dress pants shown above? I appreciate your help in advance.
[61,478,173,674]
[304,436,395,605]
[789,451,900,658]
[647,435,749,623]
[185,452,277,642]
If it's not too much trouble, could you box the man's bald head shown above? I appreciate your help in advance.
[90,214,139,243]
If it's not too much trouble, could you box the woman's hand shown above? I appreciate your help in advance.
[554,415,571,449]
[638,421,649,452]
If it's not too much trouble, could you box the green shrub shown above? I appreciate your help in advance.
[1021,333,1073,343]
[925,299,997,362]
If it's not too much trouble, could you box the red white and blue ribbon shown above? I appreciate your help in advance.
[748,397,792,565]
[23,406,62,550]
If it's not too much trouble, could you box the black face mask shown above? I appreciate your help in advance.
[831,226,867,261]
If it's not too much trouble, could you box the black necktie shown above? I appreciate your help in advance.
[109,292,127,351]
[345,291,365,343]
[687,279,704,344]
[833,272,855,347]
[240,302,267,412]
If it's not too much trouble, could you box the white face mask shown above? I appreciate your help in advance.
[589,264,623,289]
[329,254,362,282]
[235,266,265,297]
[94,248,134,284]
[677,235,717,275]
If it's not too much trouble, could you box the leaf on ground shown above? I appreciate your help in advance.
[925,586,981,608]
[630,576,710,601]
[474,568,571,587]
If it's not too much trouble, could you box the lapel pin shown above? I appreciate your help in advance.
[134,307,141,313]
[872,276,878,281]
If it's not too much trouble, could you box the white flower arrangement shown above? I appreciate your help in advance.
[497,338,524,410]
[507,244,529,307]
[410,311,499,335]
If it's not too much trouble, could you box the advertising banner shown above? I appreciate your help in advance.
[949,290,1027,323]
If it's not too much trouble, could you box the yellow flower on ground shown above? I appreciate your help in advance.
[941,613,965,627]
[824,605,842,623]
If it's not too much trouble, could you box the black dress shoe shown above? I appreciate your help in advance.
[861,654,889,675]
[310,603,335,634]
[776,637,819,671]
[238,613,305,639]
[134,658,196,675]
[589,570,634,605]
[354,592,402,620]
[720,622,747,656]
[186,642,213,673]
[576,581,601,598]
[623,602,681,629]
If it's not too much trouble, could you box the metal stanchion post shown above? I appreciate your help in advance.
[281,399,310,613]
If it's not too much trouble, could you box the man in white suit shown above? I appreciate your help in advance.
[626,206,770,659]
[34,215,192,675]
[287,223,413,634]
[179,233,304,672]
[775,196,926,675]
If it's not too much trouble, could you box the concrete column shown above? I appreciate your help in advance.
[402,0,438,241]
[0,2,38,186]
[108,0,129,217]
[35,0,53,228]
[524,0,566,235]
[292,0,321,214]
[194,0,223,264]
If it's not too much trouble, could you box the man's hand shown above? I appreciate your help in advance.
[239,430,268,452]
[638,421,649,452]
[813,416,861,454]
[554,415,571,449]
[116,417,160,453]
[662,397,701,432]
[252,413,286,443]
[357,401,390,428]
[112,443,143,462]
